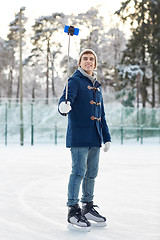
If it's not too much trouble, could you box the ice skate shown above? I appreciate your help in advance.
[82,202,107,227]
[67,204,91,232]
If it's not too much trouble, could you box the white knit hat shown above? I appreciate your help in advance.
[78,49,98,70]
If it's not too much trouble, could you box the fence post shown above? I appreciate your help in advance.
[54,124,57,145]
[5,103,7,146]
[137,107,140,141]
[140,125,143,144]
[121,126,123,145]
[121,107,124,144]
[31,103,34,145]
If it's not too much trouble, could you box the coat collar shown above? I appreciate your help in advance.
[73,69,101,87]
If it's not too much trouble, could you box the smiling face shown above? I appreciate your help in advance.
[79,53,96,76]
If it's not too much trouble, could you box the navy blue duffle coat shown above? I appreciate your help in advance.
[58,70,111,148]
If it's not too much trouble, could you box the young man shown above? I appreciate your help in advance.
[58,49,111,230]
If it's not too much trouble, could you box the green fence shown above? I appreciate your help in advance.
[106,106,160,144]
[0,101,160,145]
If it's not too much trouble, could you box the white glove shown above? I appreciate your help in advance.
[103,142,111,152]
[59,101,71,114]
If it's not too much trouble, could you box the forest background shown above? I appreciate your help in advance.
[0,0,160,108]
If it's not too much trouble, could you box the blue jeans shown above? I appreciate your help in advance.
[67,147,100,206]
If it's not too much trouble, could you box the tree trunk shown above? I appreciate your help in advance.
[141,37,147,108]
[141,75,147,108]
[46,40,50,104]
[50,52,55,97]
[8,70,12,99]
[16,76,19,102]
[0,71,1,102]
[158,77,160,107]
[32,81,35,101]
[151,62,155,108]
[8,51,14,100]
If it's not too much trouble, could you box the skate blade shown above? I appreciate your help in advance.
[67,223,91,232]
[91,221,107,227]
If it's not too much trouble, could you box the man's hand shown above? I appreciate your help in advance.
[59,101,71,114]
[103,142,111,152]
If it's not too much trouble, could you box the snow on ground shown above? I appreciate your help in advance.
[0,143,160,240]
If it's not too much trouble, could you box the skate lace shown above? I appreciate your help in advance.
[76,208,88,223]
[91,205,100,215]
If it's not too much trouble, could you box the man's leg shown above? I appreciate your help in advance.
[81,147,107,226]
[81,147,100,203]
[67,147,89,207]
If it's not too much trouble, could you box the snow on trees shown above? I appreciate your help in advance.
[116,0,160,107]
[31,13,67,103]
[0,3,159,107]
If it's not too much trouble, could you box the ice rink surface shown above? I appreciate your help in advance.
[0,143,160,240]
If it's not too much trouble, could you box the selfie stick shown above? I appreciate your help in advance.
[64,25,79,103]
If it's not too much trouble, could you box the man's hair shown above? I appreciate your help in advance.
[78,49,98,69]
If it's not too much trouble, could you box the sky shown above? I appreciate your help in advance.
[0,0,123,39]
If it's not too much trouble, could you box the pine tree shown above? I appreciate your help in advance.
[7,9,27,100]
[116,0,160,107]
[0,38,11,98]
[147,0,160,107]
